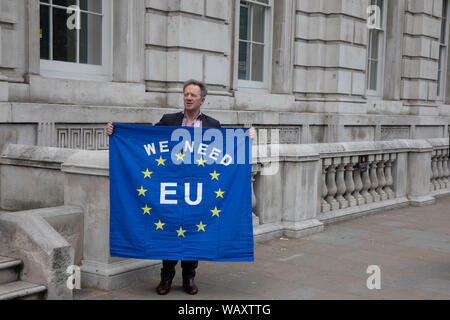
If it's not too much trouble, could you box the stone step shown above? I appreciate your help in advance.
[0,256,21,285]
[0,281,47,300]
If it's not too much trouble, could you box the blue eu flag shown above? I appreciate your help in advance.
[109,124,254,261]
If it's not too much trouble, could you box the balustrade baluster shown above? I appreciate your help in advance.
[437,150,445,189]
[361,158,373,204]
[376,155,387,201]
[325,161,339,211]
[321,159,331,213]
[344,157,357,207]
[431,151,439,191]
[369,156,380,202]
[383,153,396,200]
[352,161,365,205]
[251,164,260,226]
[336,159,348,209]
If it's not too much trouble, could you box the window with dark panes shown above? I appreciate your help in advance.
[40,0,103,65]
[437,0,449,99]
[366,0,387,96]
[238,0,271,85]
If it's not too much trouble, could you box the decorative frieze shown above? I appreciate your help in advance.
[380,126,410,140]
[256,126,301,144]
[56,125,109,150]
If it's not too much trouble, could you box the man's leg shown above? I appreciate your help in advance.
[161,260,178,280]
[181,260,198,280]
[181,260,199,295]
[156,260,178,295]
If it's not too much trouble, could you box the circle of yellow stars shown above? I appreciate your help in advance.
[137,156,226,238]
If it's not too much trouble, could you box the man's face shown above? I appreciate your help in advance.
[183,84,205,114]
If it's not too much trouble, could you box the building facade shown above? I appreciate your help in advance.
[0,0,449,153]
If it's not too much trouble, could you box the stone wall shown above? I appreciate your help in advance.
[0,0,448,151]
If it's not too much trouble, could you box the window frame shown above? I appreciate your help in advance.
[365,0,388,98]
[237,0,273,90]
[39,0,113,81]
[437,0,449,101]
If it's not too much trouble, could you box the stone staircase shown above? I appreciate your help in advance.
[0,256,46,300]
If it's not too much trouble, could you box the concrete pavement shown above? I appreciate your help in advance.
[74,195,450,300]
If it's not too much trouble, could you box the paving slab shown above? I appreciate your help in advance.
[74,196,450,300]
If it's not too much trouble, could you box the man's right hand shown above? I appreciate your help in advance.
[106,122,114,136]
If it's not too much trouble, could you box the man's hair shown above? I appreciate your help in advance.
[183,79,208,98]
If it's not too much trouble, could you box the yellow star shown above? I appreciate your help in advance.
[141,204,151,215]
[156,156,167,166]
[196,157,206,167]
[196,221,207,232]
[210,206,221,217]
[155,220,165,230]
[210,170,220,181]
[142,169,153,179]
[215,188,225,198]
[176,152,185,162]
[176,226,186,237]
[137,186,148,196]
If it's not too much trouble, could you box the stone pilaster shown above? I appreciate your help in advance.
[0,72,7,101]
[293,0,367,113]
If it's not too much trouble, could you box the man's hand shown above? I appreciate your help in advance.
[106,122,114,136]
[249,126,256,142]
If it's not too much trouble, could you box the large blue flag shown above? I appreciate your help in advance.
[109,124,254,261]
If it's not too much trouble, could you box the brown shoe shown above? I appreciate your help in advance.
[183,279,198,295]
[156,279,172,295]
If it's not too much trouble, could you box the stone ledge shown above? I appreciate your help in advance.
[317,197,411,225]
[80,259,161,291]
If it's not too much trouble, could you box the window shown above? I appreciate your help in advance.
[366,0,387,97]
[238,0,272,89]
[437,0,449,99]
[39,0,112,81]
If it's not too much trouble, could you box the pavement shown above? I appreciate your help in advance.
[75,195,450,300]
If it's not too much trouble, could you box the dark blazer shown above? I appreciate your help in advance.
[156,112,221,128]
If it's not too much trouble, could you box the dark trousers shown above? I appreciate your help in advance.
[161,260,198,281]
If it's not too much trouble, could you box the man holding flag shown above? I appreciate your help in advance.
[107,80,256,296]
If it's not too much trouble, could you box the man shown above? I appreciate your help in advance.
[107,79,255,296]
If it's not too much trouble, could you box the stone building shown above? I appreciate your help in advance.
[0,0,449,153]
[0,0,449,299]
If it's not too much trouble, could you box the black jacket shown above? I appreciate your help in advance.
[156,112,221,128]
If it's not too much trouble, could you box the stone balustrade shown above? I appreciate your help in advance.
[250,139,449,230]
[320,152,397,213]
[427,139,450,193]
